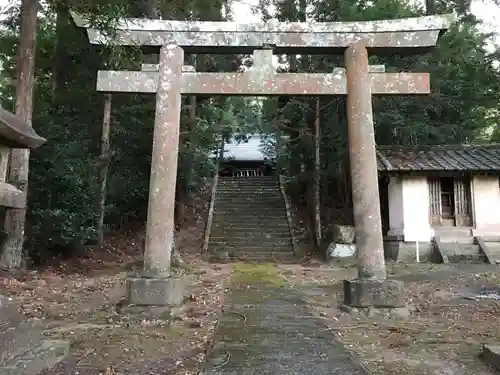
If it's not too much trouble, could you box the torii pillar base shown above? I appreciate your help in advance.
[118,277,186,322]
[125,277,185,307]
[342,278,405,309]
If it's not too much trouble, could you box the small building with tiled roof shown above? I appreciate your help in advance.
[376,144,500,175]
[376,144,500,257]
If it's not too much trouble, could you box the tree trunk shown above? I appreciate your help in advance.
[313,97,322,247]
[96,94,112,245]
[51,0,69,104]
[425,0,437,14]
[1,0,38,269]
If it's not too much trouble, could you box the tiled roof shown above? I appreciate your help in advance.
[376,144,500,172]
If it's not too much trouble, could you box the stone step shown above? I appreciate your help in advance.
[439,243,486,264]
[210,231,291,239]
[210,252,296,262]
[217,182,280,191]
[213,216,287,223]
[211,226,290,233]
[212,217,288,224]
[210,244,293,251]
[484,242,500,264]
[441,244,480,255]
[210,235,291,243]
[213,212,286,217]
[482,236,500,242]
[231,254,296,262]
[439,236,475,245]
[214,215,287,221]
[211,228,290,235]
[215,208,283,214]
[214,205,285,212]
[218,178,278,184]
[216,196,282,201]
[447,254,487,263]
[217,180,279,186]
[0,340,70,375]
[210,245,293,252]
[0,297,44,366]
[218,180,279,185]
[219,175,278,180]
[215,199,283,205]
[434,227,473,235]
[216,192,282,197]
[212,224,289,231]
[217,186,280,191]
[212,221,290,227]
[210,239,292,248]
[212,220,289,227]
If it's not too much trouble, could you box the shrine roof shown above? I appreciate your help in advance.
[376,144,500,173]
[0,107,47,149]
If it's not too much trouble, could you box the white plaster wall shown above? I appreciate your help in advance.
[472,175,500,236]
[401,176,434,242]
[387,177,404,236]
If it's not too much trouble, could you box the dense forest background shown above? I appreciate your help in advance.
[0,0,499,262]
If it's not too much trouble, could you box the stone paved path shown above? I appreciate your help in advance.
[201,279,367,375]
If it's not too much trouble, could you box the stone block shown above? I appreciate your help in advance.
[343,278,405,308]
[126,277,185,306]
[332,225,355,244]
[326,242,356,260]
[482,344,500,370]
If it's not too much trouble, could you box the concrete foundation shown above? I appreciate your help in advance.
[343,278,405,308]
[384,236,434,262]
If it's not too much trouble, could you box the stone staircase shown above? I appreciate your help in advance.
[436,236,487,263]
[0,295,69,375]
[209,176,295,262]
[433,228,499,264]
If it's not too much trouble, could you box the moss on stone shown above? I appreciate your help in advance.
[231,262,285,287]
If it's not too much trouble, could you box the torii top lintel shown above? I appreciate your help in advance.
[71,12,455,54]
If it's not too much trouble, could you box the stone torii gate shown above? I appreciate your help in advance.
[73,13,454,311]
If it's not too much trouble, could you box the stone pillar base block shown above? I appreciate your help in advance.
[126,277,185,306]
[343,278,405,308]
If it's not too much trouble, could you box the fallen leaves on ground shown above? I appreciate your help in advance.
[1,216,231,375]
[281,262,500,375]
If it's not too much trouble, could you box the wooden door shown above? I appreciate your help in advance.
[453,177,472,226]
[428,178,442,226]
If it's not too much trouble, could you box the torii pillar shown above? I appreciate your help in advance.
[125,45,185,308]
[342,41,405,312]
